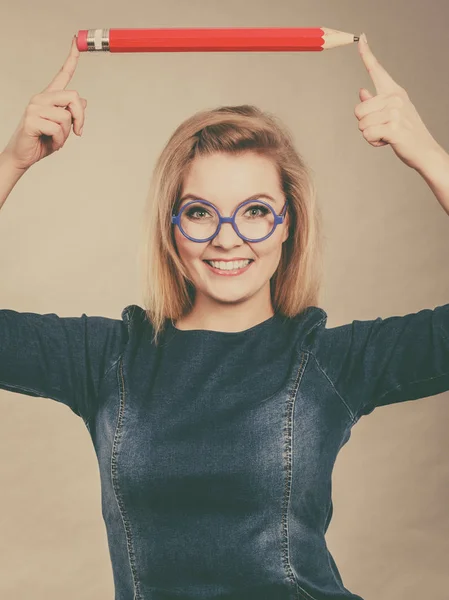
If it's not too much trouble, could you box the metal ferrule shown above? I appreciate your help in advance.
[86,29,110,52]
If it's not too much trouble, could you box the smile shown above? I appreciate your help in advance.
[203,259,254,276]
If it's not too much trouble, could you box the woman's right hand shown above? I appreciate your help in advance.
[2,35,87,171]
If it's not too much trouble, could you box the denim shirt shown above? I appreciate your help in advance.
[1,302,448,600]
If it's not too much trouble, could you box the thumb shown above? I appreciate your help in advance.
[359,87,374,102]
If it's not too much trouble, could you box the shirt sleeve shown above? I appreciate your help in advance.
[309,303,449,422]
[0,308,129,424]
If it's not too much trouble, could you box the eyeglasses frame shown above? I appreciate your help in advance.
[171,198,289,243]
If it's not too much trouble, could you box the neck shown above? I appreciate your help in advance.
[174,290,274,332]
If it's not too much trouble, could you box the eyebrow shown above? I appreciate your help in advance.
[178,193,279,207]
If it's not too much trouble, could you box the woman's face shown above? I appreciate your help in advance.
[173,151,289,307]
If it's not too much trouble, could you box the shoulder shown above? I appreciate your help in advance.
[288,305,328,352]
[120,304,157,343]
[121,304,146,328]
[121,304,151,333]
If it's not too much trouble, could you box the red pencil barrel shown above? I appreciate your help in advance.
[111,28,324,52]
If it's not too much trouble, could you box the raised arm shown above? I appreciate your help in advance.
[0,309,128,424]
[309,304,449,422]
[0,37,121,425]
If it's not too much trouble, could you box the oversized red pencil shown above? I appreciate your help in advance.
[75,27,358,53]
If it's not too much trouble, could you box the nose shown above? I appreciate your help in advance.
[211,221,244,247]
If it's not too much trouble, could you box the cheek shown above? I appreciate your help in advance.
[174,230,203,263]
[256,231,285,259]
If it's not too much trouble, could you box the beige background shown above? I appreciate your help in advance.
[1,1,448,598]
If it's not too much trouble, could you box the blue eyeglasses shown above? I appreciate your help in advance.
[171,198,289,243]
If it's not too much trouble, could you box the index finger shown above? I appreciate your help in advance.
[43,35,81,93]
[358,35,401,95]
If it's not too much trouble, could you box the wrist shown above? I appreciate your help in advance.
[0,151,29,174]
[414,144,449,180]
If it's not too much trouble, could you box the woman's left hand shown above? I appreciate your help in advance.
[355,33,442,171]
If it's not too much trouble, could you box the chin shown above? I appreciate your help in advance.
[205,288,253,304]
[191,280,252,304]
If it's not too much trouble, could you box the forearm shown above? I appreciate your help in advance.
[0,152,28,211]
[415,145,449,216]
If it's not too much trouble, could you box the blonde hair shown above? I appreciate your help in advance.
[138,105,324,346]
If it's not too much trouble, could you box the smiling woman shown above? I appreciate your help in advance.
[139,104,324,340]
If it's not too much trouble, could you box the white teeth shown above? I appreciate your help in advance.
[208,259,251,271]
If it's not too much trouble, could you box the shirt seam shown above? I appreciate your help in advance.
[308,350,356,422]
[86,310,132,428]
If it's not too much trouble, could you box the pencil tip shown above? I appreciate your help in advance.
[353,35,360,42]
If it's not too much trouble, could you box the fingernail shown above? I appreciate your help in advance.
[362,33,368,43]
[80,126,84,135]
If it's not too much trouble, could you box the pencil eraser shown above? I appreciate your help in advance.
[76,30,88,52]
